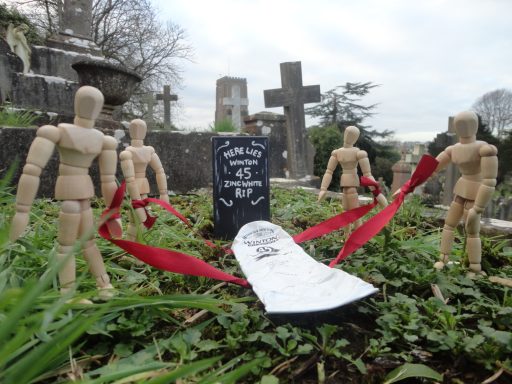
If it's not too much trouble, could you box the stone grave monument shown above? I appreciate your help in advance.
[264,61,320,180]
[243,112,287,178]
[1,0,141,129]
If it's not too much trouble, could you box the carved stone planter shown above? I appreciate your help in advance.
[72,60,142,120]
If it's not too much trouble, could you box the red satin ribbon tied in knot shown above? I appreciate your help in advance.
[98,182,249,287]
[329,154,439,267]
[132,199,157,229]
[360,176,381,197]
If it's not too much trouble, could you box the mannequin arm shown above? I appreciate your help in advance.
[358,150,388,207]
[473,144,498,213]
[98,136,118,207]
[434,146,453,174]
[148,147,169,203]
[10,125,59,240]
[318,152,338,201]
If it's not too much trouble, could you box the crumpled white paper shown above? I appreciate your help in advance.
[232,221,378,314]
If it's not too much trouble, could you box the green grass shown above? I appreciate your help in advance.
[1,182,511,383]
[0,107,37,128]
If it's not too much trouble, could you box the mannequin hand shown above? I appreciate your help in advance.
[135,207,148,223]
[106,218,123,239]
[376,193,388,208]
[318,190,327,202]
[9,211,29,241]
[159,194,169,204]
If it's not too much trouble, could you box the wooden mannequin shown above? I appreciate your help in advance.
[318,126,388,235]
[10,86,118,303]
[433,111,498,276]
[119,119,169,240]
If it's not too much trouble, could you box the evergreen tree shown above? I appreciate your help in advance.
[305,82,393,162]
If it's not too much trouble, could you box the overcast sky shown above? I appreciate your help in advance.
[154,0,511,142]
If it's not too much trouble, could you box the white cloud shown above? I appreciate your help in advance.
[153,0,512,142]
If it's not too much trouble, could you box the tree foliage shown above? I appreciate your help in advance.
[472,88,512,137]
[308,124,343,191]
[306,82,398,189]
[306,82,394,163]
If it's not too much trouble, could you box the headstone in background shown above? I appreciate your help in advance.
[264,61,320,179]
[46,0,101,55]
[212,136,270,239]
[142,91,156,128]
[215,76,249,130]
[390,151,412,194]
[243,112,287,178]
[441,116,460,206]
[156,85,178,130]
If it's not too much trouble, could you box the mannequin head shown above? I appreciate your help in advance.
[344,126,360,147]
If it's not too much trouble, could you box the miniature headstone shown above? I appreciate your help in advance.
[264,61,320,179]
[156,85,178,130]
[212,136,270,239]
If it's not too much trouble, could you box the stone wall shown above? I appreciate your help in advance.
[0,127,217,198]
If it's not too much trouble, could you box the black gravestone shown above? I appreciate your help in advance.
[212,136,270,239]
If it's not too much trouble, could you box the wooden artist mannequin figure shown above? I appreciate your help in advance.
[433,111,498,277]
[10,86,118,302]
[119,119,169,240]
[318,126,388,234]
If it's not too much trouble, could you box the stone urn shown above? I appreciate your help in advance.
[72,60,142,120]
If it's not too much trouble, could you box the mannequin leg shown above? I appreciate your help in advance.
[126,210,138,241]
[343,187,360,237]
[78,200,114,300]
[57,200,81,296]
[435,196,464,270]
[464,200,484,277]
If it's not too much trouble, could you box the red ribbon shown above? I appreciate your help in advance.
[99,182,249,287]
[292,177,382,244]
[328,154,439,267]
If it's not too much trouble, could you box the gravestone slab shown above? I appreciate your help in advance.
[264,61,320,179]
[212,136,270,239]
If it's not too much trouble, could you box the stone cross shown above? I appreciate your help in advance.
[223,84,248,130]
[156,85,178,130]
[264,61,320,179]
[142,92,156,124]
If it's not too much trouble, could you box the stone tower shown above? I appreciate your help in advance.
[215,76,249,130]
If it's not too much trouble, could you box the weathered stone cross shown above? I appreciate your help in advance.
[156,85,178,130]
[223,84,248,130]
[142,92,155,125]
[264,61,320,179]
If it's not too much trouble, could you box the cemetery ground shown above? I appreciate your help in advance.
[1,181,511,384]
